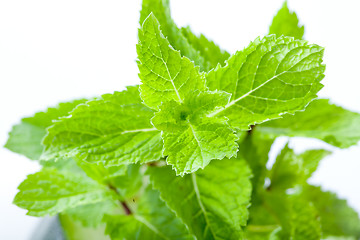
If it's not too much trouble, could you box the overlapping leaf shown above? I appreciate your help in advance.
[152,91,238,175]
[14,168,116,216]
[42,86,163,166]
[5,99,86,160]
[238,132,274,198]
[181,26,230,69]
[60,214,110,240]
[148,157,252,240]
[65,200,119,228]
[206,35,325,130]
[140,0,207,70]
[269,144,331,190]
[269,1,305,39]
[256,99,360,148]
[262,191,322,240]
[304,185,360,238]
[138,14,238,175]
[104,187,194,240]
[137,13,206,110]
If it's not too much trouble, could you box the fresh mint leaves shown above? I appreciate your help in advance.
[5,1,360,239]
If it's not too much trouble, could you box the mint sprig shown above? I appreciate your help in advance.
[5,1,360,239]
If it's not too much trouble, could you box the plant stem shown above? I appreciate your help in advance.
[108,184,132,215]
[247,125,256,135]
[121,201,132,215]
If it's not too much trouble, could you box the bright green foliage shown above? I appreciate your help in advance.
[104,187,195,240]
[42,86,163,165]
[206,35,325,130]
[246,143,330,240]
[148,157,252,240]
[137,14,206,110]
[256,99,360,148]
[269,1,305,39]
[65,200,119,228]
[74,161,142,200]
[75,161,128,184]
[151,91,238,175]
[110,164,143,199]
[289,197,322,240]
[269,145,331,190]
[140,0,207,70]
[13,168,116,216]
[5,99,86,160]
[60,214,110,240]
[139,14,238,175]
[181,26,230,69]
[5,1,360,240]
[238,132,274,197]
[304,185,360,238]
[259,191,322,240]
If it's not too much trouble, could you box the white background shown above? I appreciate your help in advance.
[1,0,360,239]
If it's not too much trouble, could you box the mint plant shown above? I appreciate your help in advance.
[5,1,360,239]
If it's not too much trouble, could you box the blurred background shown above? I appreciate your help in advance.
[1,0,359,239]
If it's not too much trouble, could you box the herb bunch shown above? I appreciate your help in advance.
[5,1,360,239]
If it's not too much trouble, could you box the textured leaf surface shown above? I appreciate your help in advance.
[60,214,110,240]
[181,26,230,70]
[238,132,274,198]
[14,169,115,216]
[264,191,321,240]
[5,99,86,160]
[110,164,143,199]
[148,157,252,240]
[290,197,322,240]
[42,86,163,166]
[140,0,206,70]
[257,99,360,148]
[151,91,238,175]
[206,35,325,130]
[269,1,305,39]
[269,144,330,190]
[104,187,194,240]
[304,185,360,238]
[75,160,128,184]
[65,200,119,228]
[137,14,206,110]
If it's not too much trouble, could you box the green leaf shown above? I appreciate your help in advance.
[74,160,128,184]
[140,0,206,71]
[5,99,86,160]
[290,197,322,240]
[137,13,206,111]
[304,185,360,238]
[181,26,230,69]
[269,1,305,39]
[40,157,81,172]
[13,168,115,216]
[65,200,119,228]
[263,191,321,240]
[299,148,332,178]
[206,35,325,130]
[269,144,331,190]
[151,91,238,175]
[238,132,274,198]
[42,86,163,166]
[104,187,194,240]
[148,157,252,240]
[111,164,143,199]
[60,214,110,240]
[256,99,360,148]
